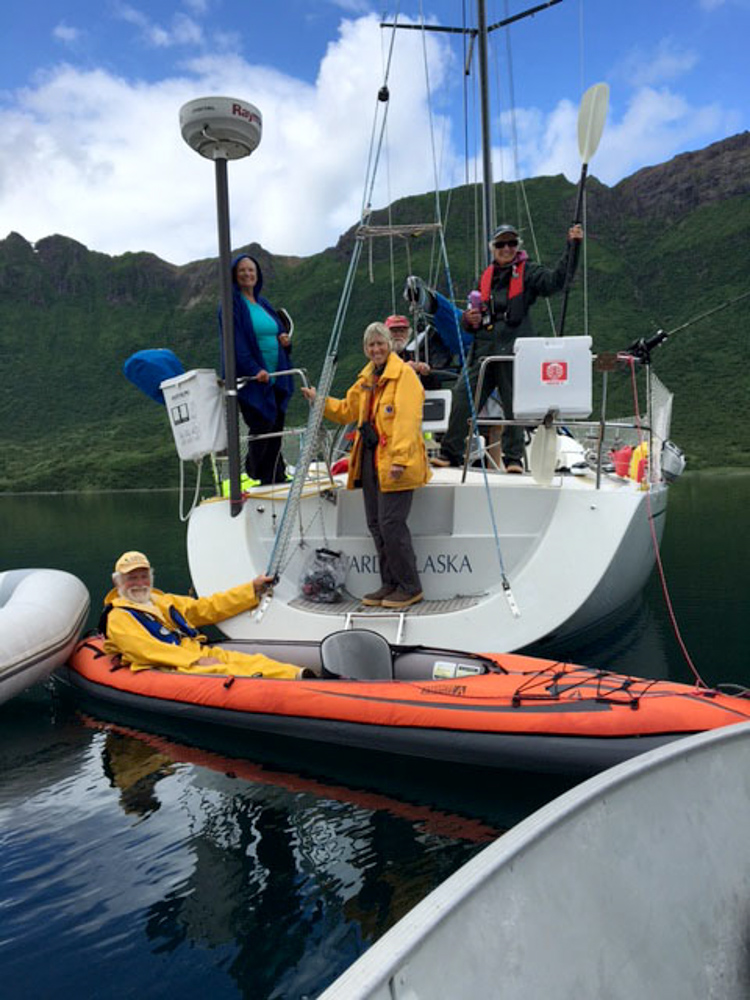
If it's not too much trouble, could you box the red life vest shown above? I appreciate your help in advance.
[479,259,526,310]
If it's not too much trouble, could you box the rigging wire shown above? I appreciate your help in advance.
[578,0,588,337]
[378,5,399,310]
[495,0,558,335]
[264,17,404,587]
[465,16,482,280]
[418,1,515,606]
[620,354,709,689]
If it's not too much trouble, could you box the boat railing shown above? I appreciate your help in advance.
[209,353,670,498]
[462,353,658,488]
[236,367,311,391]
[212,366,339,495]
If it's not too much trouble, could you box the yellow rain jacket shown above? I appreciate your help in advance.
[102,583,302,680]
[324,351,431,492]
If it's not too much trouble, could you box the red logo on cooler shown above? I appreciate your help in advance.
[541,361,568,384]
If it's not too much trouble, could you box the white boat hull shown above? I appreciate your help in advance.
[0,569,90,705]
[187,469,667,652]
[320,721,750,999]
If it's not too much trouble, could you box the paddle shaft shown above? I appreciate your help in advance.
[558,162,588,337]
[558,82,609,337]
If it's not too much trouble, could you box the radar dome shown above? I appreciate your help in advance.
[179,97,262,161]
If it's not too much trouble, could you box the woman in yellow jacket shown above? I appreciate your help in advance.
[302,322,430,609]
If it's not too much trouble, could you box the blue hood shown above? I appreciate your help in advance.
[231,254,264,298]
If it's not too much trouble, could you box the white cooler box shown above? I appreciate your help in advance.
[513,336,593,420]
[160,369,228,461]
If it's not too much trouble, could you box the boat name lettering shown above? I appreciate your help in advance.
[348,553,472,575]
[422,554,472,574]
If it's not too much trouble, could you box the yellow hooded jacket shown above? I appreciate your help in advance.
[102,582,261,672]
[324,351,431,492]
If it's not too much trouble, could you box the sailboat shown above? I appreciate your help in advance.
[166,2,685,655]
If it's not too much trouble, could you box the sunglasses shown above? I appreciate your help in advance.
[493,239,519,249]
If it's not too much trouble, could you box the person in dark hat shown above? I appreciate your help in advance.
[431,222,583,473]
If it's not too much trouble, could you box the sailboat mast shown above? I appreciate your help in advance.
[476,0,495,252]
[381,2,562,255]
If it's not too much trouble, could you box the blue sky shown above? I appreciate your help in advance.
[1,0,746,264]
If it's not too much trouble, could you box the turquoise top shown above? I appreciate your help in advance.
[245,300,280,375]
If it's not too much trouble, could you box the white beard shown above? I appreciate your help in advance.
[120,584,153,606]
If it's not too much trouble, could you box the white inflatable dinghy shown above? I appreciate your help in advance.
[0,569,90,705]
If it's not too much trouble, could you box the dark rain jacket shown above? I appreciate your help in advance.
[467,246,577,353]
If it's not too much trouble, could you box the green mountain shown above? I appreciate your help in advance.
[1,132,748,493]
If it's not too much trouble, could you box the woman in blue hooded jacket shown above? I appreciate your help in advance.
[220,254,294,484]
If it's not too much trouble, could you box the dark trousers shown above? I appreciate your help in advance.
[239,397,287,485]
[360,451,421,595]
[440,347,524,467]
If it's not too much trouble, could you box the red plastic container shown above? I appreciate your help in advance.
[611,446,633,477]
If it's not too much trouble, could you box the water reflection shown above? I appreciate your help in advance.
[0,473,747,998]
[5,694,568,997]
[55,713,519,999]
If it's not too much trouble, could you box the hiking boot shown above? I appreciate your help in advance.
[429,454,452,468]
[381,589,424,609]
[361,585,396,607]
[505,462,524,475]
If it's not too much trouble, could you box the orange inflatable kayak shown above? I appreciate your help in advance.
[58,633,750,776]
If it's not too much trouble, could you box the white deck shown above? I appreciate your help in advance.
[187,466,667,652]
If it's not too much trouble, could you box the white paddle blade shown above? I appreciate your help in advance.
[529,425,558,486]
[577,82,609,163]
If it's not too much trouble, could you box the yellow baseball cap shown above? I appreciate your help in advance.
[114,551,151,574]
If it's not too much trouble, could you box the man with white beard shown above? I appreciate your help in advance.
[102,551,309,679]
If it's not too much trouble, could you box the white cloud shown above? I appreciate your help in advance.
[113,2,204,49]
[327,0,373,13]
[53,23,81,45]
[616,39,699,88]
[500,86,741,189]
[0,15,460,264]
[0,14,742,265]
[172,14,203,46]
[494,101,579,183]
[594,87,740,181]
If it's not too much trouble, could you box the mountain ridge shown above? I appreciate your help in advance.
[1,132,748,492]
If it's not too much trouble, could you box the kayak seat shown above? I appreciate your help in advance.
[320,629,394,681]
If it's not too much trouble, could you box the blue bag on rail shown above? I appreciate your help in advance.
[123,349,185,404]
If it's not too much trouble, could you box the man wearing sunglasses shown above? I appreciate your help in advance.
[430,222,583,473]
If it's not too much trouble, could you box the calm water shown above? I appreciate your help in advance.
[0,472,747,999]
